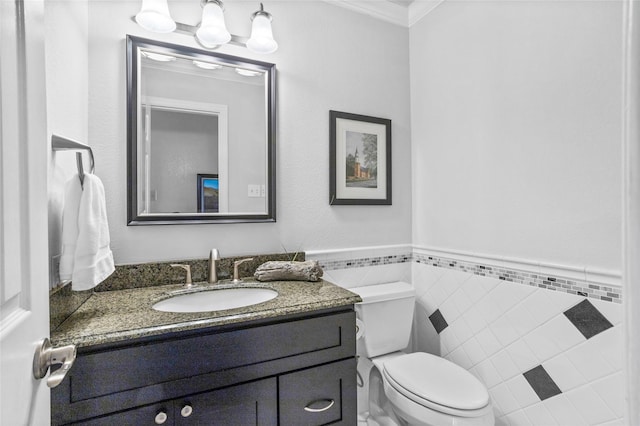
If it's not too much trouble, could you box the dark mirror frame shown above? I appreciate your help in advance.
[126,35,276,225]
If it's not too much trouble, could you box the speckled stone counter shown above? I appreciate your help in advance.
[51,279,361,348]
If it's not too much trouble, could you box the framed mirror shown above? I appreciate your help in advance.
[126,35,276,225]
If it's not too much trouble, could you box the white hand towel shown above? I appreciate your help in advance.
[59,173,115,291]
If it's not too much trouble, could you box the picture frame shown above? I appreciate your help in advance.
[197,174,219,213]
[329,110,392,205]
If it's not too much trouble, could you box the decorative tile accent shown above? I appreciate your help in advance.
[414,253,622,304]
[523,365,562,401]
[429,308,448,334]
[317,254,413,271]
[564,299,613,339]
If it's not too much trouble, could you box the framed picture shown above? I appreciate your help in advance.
[197,174,219,213]
[329,110,391,205]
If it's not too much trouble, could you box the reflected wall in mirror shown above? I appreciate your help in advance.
[126,35,276,225]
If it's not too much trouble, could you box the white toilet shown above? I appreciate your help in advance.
[351,282,495,426]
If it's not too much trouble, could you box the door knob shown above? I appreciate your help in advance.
[32,338,76,388]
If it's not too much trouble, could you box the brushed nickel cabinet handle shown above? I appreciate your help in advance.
[304,399,335,413]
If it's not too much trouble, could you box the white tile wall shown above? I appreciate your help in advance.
[413,262,624,425]
[310,246,624,425]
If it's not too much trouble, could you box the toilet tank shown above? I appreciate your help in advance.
[351,282,416,358]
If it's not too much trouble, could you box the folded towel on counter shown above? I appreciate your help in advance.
[59,173,115,291]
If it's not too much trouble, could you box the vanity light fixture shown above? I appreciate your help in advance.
[134,0,278,54]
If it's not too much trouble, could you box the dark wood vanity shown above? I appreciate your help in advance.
[51,307,357,425]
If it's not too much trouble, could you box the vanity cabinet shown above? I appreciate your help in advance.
[51,308,356,425]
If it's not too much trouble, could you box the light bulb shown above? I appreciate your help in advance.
[196,0,231,48]
[135,0,176,33]
[247,4,277,54]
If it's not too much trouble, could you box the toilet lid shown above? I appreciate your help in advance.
[383,352,489,411]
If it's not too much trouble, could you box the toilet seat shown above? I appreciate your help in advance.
[382,352,492,418]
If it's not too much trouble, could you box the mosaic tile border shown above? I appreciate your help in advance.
[317,253,413,271]
[315,250,622,304]
[413,253,623,304]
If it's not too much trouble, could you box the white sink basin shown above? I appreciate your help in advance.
[152,288,278,313]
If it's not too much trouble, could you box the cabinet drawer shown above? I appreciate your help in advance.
[71,378,277,426]
[69,311,354,402]
[72,402,173,426]
[279,358,357,426]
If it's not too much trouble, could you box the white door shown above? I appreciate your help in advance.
[0,0,51,424]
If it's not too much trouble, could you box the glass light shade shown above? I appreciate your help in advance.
[135,0,176,33]
[196,1,231,48]
[247,13,278,54]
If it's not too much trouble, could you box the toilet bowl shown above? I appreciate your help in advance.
[351,282,494,426]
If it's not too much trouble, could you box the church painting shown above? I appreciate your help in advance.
[345,131,377,188]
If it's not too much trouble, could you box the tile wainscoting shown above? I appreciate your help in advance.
[308,245,624,426]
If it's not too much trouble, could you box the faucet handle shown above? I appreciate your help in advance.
[170,264,193,288]
[232,258,254,283]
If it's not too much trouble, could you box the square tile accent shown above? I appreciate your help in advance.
[563,299,613,339]
[523,365,562,401]
[429,309,448,334]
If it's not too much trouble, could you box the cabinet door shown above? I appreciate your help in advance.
[279,358,356,426]
[72,402,174,426]
[177,378,277,426]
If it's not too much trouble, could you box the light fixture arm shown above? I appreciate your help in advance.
[172,21,249,48]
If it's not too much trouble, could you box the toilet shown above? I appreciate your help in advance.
[351,282,494,426]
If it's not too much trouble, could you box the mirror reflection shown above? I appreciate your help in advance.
[127,36,276,225]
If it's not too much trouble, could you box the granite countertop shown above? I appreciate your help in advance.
[51,279,361,348]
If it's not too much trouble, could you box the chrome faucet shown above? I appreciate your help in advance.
[209,249,220,284]
[233,258,254,283]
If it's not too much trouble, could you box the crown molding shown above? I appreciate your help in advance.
[324,0,445,28]
[408,0,446,26]
[325,0,409,27]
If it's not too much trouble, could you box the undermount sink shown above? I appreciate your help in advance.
[152,287,279,313]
